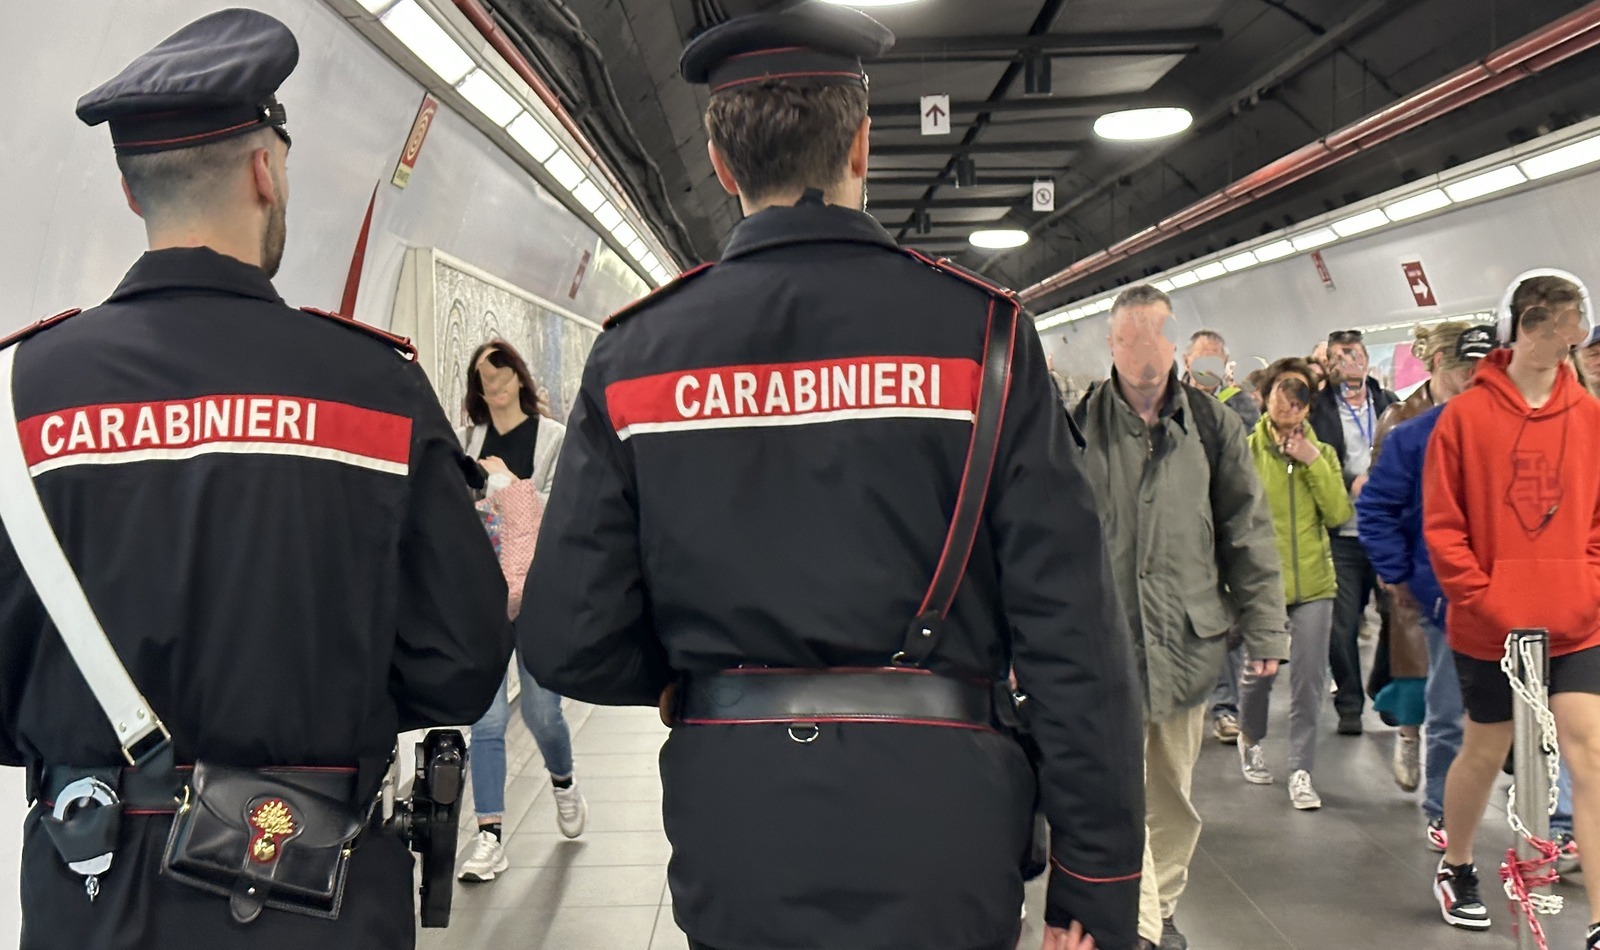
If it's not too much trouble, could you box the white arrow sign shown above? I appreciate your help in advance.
[921,95,950,136]
[1033,179,1055,212]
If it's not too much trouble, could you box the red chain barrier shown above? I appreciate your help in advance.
[1501,836,1562,950]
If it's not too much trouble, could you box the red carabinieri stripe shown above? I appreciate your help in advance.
[1050,856,1142,884]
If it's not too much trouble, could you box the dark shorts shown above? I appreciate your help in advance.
[1454,644,1600,724]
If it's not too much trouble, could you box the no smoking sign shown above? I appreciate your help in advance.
[1033,179,1055,213]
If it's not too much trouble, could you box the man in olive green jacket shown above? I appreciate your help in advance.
[1073,285,1289,950]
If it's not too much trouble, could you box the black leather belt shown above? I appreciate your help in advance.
[677,668,999,731]
[37,761,359,814]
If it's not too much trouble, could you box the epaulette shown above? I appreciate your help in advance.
[299,306,417,360]
[0,309,84,352]
[901,248,1020,302]
[604,263,716,329]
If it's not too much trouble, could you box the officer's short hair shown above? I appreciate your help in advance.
[1110,284,1172,317]
[705,80,868,202]
[116,127,277,217]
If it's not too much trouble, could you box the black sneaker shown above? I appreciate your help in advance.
[1433,859,1491,930]
[1160,917,1188,950]
[1337,711,1364,735]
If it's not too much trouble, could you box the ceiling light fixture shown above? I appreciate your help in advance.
[594,201,624,232]
[613,222,640,247]
[1382,188,1451,221]
[1195,261,1228,280]
[1170,270,1200,288]
[1330,208,1389,237]
[507,113,559,161]
[1221,251,1259,272]
[571,179,606,213]
[456,69,522,127]
[543,150,586,190]
[818,0,927,6]
[380,0,473,85]
[1290,227,1337,251]
[1093,107,1193,142]
[969,228,1030,249]
[1253,239,1296,261]
[359,0,398,12]
[1520,133,1600,179]
[1153,279,1176,293]
[1444,165,1527,201]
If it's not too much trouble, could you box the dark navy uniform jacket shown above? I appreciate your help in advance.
[519,200,1144,950]
[0,247,512,949]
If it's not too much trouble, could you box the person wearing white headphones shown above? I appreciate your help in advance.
[1423,269,1600,944]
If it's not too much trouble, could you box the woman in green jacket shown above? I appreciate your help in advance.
[1237,357,1354,811]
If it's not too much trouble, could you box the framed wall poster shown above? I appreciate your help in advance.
[392,247,602,428]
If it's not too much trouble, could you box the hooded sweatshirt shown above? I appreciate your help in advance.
[1423,348,1600,660]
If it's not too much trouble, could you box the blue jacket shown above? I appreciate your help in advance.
[1356,404,1446,624]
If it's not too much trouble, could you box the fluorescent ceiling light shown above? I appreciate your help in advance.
[968,229,1030,249]
[1382,188,1451,221]
[380,0,473,85]
[359,0,397,12]
[612,222,639,247]
[1221,251,1258,272]
[625,238,648,259]
[571,179,606,212]
[1170,270,1200,288]
[1093,107,1193,142]
[1092,298,1115,313]
[1331,208,1388,237]
[1445,165,1527,201]
[594,201,623,231]
[1520,133,1600,179]
[507,113,558,161]
[1195,261,1228,280]
[642,253,664,274]
[1065,308,1086,320]
[1153,279,1175,292]
[819,0,925,5]
[543,150,586,190]
[1254,239,1296,261]
[456,70,521,127]
[1291,228,1336,251]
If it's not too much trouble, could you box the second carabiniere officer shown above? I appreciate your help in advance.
[519,5,1144,950]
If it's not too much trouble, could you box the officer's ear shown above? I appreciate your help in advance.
[706,141,741,198]
[249,146,281,208]
[121,178,145,220]
[847,116,870,180]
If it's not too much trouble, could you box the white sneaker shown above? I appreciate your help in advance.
[1393,734,1421,792]
[1288,770,1322,810]
[553,783,588,839]
[1239,741,1272,785]
[458,830,508,882]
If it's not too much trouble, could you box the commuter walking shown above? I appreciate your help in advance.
[455,340,588,883]
[1310,330,1398,734]
[1425,271,1600,944]
[1180,328,1262,746]
[1075,289,1287,949]
[517,7,1142,950]
[0,11,512,948]
[1237,358,1353,810]
[1357,322,1490,848]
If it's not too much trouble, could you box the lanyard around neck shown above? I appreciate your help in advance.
[1339,390,1375,448]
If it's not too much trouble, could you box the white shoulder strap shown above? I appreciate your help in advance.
[0,344,168,764]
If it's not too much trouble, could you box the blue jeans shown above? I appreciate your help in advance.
[1423,617,1573,833]
[1210,642,1243,719]
[1422,618,1463,821]
[469,656,575,819]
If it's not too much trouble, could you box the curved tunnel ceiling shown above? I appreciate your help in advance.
[487,0,1600,309]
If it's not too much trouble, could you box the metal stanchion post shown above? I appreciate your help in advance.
[1512,628,1551,950]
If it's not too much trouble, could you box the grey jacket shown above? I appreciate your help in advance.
[459,415,567,501]
[1076,373,1289,719]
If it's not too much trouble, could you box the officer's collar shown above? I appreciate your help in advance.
[106,247,285,305]
[721,190,900,262]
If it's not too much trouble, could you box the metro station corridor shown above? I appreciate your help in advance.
[437,665,1590,950]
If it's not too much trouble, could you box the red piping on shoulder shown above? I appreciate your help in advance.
[299,307,416,359]
[900,249,1019,299]
[0,309,83,351]
[1050,856,1142,884]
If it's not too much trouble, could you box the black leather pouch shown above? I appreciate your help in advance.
[161,763,365,923]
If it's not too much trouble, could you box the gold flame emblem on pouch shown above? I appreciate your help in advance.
[248,799,296,863]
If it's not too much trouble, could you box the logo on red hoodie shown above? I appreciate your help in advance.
[1508,449,1563,535]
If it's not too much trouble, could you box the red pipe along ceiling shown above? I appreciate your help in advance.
[450,0,666,260]
[1019,0,1600,306]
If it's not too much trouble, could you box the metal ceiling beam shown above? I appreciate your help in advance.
[867,175,1048,186]
[870,94,1150,119]
[873,141,1087,156]
[870,197,1029,209]
[876,28,1223,62]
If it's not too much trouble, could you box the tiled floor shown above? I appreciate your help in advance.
[423,678,1591,950]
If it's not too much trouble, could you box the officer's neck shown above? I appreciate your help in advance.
[145,221,265,272]
[739,180,864,216]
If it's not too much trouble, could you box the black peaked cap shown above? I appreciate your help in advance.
[76,8,298,154]
[681,3,895,94]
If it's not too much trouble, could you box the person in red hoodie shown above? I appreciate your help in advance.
[1424,269,1600,943]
